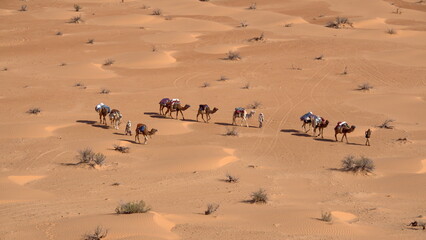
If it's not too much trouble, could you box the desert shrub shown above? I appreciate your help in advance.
[342,66,348,75]
[284,23,293,27]
[74,82,85,87]
[326,17,353,28]
[99,89,110,94]
[103,59,115,66]
[291,64,302,70]
[78,148,95,164]
[113,145,130,153]
[60,63,67,66]
[378,119,394,129]
[314,54,324,60]
[393,8,402,14]
[341,155,375,173]
[93,153,106,166]
[218,75,229,81]
[74,4,82,12]
[357,83,373,91]
[387,28,397,34]
[56,31,63,36]
[69,15,83,23]
[152,8,162,15]
[239,21,248,28]
[2,67,8,71]
[225,127,239,136]
[19,5,27,11]
[250,188,268,203]
[320,211,332,222]
[83,226,108,240]
[204,203,219,215]
[87,39,94,44]
[27,108,41,115]
[201,82,210,88]
[225,174,239,183]
[115,200,151,214]
[248,3,256,10]
[242,82,250,89]
[247,101,261,109]
[249,32,264,42]
[111,182,120,186]
[227,51,241,60]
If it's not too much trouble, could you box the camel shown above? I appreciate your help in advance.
[300,112,313,132]
[196,105,219,123]
[135,123,158,144]
[159,98,170,115]
[232,108,255,127]
[164,103,191,120]
[311,115,329,138]
[109,109,122,129]
[95,103,110,125]
[334,122,356,143]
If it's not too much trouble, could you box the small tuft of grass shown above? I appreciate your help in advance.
[141,4,150,9]
[99,88,110,94]
[87,39,94,44]
[247,101,261,109]
[199,0,210,1]
[2,67,8,71]
[76,149,106,167]
[392,8,402,14]
[242,82,250,89]
[69,15,83,23]
[83,226,108,240]
[201,82,210,88]
[250,188,268,203]
[291,64,302,70]
[239,21,248,28]
[27,108,41,115]
[320,211,332,222]
[218,75,229,81]
[93,153,106,166]
[152,8,162,15]
[113,145,130,153]
[225,174,239,183]
[164,16,172,20]
[225,127,239,136]
[284,23,293,27]
[341,155,375,174]
[204,203,219,215]
[73,4,82,12]
[19,5,28,11]
[314,54,324,60]
[151,45,157,52]
[115,200,151,214]
[326,17,353,28]
[103,59,115,66]
[357,83,373,91]
[248,2,256,10]
[60,62,67,66]
[56,31,63,36]
[378,119,394,129]
[249,32,264,42]
[74,82,86,88]
[342,66,348,75]
[111,182,120,186]
[227,51,242,61]
[386,28,397,34]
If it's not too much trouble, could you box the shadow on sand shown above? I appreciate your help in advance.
[76,120,109,129]
[214,122,235,126]
[280,129,299,133]
[144,112,159,115]
[118,139,139,144]
[313,138,336,142]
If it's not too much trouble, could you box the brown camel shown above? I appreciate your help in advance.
[232,108,255,127]
[159,98,170,115]
[109,109,122,129]
[135,123,158,144]
[164,103,191,120]
[311,116,329,138]
[196,105,219,123]
[334,122,356,143]
[98,107,110,125]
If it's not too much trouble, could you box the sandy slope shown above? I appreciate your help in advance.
[1,0,426,239]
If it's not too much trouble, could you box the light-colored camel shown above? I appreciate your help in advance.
[109,109,122,129]
[300,112,313,132]
[232,108,255,127]
[135,123,158,144]
[164,103,191,120]
[159,98,170,115]
[334,122,356,143]
[196,105,219,123]
[312,117,329,138]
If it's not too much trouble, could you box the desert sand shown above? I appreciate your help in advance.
[1,0,426,239]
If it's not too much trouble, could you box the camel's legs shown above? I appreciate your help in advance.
[207,114,211,123]
[159,105,163,115]
[135,132,139,143]
[335,132,338,141]
[344,133,349,143]
[232,116,236,125]
[180,110,185,120]
[144,135,148,145]
[196,112,200,122]
[341,133,345,142]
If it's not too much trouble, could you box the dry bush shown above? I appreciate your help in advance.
[291,64,302,70]
[93,153,106,166]
[320,211,332,222]
[2,67,8,71]
[357,83,373,91]
[218,75,229,81]
[326,17,353,28]
[19,5,27,11]
[284,23,293,27]
[250,188,268,203]
[387,28,397,34]
[392,8,402,14]
[113,145,130,153]
[152,8,162,15]
[248,2,256,10]
[99,89,110,94]
[342,66,348,75]
[249,32,264,42]
[87,39,94,44]
[247,101,261,109]
[341,155,375,173]
[74,4,82,12]
[227,51,241,60]
[27,108,41,115]
[60,63,67,66]
[239,21,248,28]
[83,226,108,240]
[201,82,210,88]
[314,54,324,60]
[225,174,239,183]
[204,203,219,215]
[111,182,120,186]
[77,149,106,167]
[378,119,394,129]
[74,82,85,88]
[141,4,150,9]
[69,15,83,23]
[225,127,239,136]
[115,200,151,214]
[242,82,250,89]
[103,59,115,66]
[56,31,63,36]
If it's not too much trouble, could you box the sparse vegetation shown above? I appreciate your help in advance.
[56,31,63,36]
[249,32,264,42]
[19,5,27,11]
[99,89,110,94]
[250,188,268,203]
[225,127,239,136]
[73,4,82,12]
[115,200,151,214]
[218,75,229,81]
[392,8,402,14]
[227,51,241,61]
[247,101,262,109]
[248,3,256,10]
[386,28,397,34]
[74,82,86,89]
[27,108,41,115]
[152,8,162,15]
[93,153,106,165]
[113,145,130,153]
[342,66,348,75]
[103,59,115,66]
[326,17,353,29]
[314,54,324,60]
[151,45,157,52]
[202,82,210,88]
[83,226,108,240]
[284,23,293,27]
[2,67,8,71]
[69,15,83,23]
[77,148,106,167]
[242,82,250,89]
[378,119,394,129]
[320,211,333,222]
[60,63,67,66]
[239,21,248,28]
[225,174,239,183]
[357,83,373,91]
[87,39,94,44]
[341,155,375,174]
[111,182,120,186]
[204,203,219,215]
[164,16,172,20]
[291,64,302,70]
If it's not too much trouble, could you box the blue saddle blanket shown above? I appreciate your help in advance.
[199,104,209,111]
[138,125,146,132]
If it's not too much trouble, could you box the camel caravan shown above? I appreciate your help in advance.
[93,101,369,146]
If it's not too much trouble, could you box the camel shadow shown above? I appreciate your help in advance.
[118,139,138,144]
[180,119,197,122]
[327,167,345,172]
[291,133,311,137]
[314,138,335,142]
[149,115,167,119]
[346,142,364,146]
[113,132,126,136]
[214,122,235,126]
[76,120,96,125]
[91,124,109,129]
[281,129,298,133]
[144,112,159,115]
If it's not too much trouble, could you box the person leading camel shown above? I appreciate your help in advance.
[365,129,371,146]
[125,120,132,136]
[135,123,158,144]
[196,104,219,123]
[232,107,255,127]
[258,113,264,128]
[334,122,356,143]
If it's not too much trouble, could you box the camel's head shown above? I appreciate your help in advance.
[324,120,329,125]
[150,128,158,135]
[250,110,256,114]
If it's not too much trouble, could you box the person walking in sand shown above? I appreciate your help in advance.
[365,128,371,146]
[258,113,264,128]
